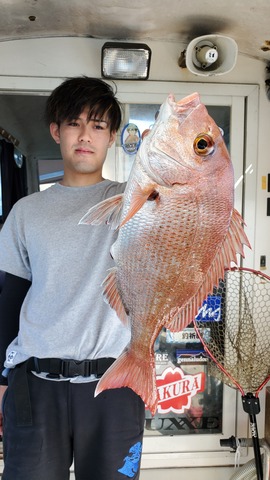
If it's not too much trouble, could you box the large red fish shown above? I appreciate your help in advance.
[80,92,250,415]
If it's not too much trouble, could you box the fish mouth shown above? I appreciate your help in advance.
[139,139,192,187]
[138,92,208,186]
[175,92,201,109]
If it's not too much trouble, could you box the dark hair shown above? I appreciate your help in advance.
[45,76,122,132]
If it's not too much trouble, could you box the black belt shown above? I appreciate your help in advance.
[12,357,115,427]
[27,357,115,379]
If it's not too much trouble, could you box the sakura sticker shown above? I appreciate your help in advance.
[156,366,205,414]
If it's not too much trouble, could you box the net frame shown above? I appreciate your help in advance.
[193,266,270,397]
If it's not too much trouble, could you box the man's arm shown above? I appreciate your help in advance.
[0,273,31,437]
[0,385,7,437]
[0,273,31,385]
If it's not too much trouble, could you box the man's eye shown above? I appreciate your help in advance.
[93,123,105,130]
[68,121,79,127]
[89,118,108,130]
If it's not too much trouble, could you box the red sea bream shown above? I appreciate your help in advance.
[80,92,250,415]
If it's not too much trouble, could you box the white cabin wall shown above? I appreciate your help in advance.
[0,41,268,306]
[1,37,268,273]
[0,38,269,479]
[140,467,241,480]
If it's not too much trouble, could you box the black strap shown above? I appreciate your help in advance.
[12,361,33,427]
[27,357,115,379]
[12,357,115,427]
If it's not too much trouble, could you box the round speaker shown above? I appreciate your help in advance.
[185,34,238,76]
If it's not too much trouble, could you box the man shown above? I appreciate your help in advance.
[0,76,145,480]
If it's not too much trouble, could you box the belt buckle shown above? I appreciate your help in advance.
[62,360,85,377]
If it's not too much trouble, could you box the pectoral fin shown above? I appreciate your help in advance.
[119,182,159,227]
[79,194,124,230]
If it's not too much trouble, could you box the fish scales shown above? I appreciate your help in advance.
[80,92,251,414]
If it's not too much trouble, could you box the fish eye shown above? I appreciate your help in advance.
[193,134,215,156]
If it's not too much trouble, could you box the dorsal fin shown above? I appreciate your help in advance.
[102,268,130,327]
[164,208,251,332]
[79,194,124,230]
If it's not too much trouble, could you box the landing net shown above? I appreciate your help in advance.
[192,267,270,480]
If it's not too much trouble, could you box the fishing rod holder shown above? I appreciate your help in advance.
[220,435,263,451]
[242,393,261,415]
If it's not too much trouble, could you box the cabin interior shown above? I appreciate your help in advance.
[0,1,270,479]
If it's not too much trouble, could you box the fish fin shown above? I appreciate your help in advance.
[164,208,251,332]
[79,194,124,230]
[95,349,159,416]
[164,305,194,332]
[227,208,251,254]
[102,268,130,327]
[119,182,158,228]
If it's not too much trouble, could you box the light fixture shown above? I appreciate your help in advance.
[101,42,151,80]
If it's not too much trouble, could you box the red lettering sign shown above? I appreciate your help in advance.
[156,367,205,414]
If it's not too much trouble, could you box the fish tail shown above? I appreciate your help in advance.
[95,349,158,415]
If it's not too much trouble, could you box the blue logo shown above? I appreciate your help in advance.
[118,441,142,478]
[195,295,221,322]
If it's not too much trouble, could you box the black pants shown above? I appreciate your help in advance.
[2,368,145,480]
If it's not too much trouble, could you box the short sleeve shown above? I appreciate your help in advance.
[0,203,32,281]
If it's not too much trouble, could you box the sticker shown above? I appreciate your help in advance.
[195,295,221,322]
[155,352,169,364]
[156,366,205,414]
[121,123,141,155]
[166,327,210,344]
[176,349,209,364]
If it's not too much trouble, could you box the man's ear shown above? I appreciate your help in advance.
[108,130,117,148]
[50,123,60,144]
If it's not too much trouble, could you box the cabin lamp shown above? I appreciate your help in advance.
[101,42,152,80]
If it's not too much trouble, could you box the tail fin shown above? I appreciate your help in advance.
[95,349,158,416]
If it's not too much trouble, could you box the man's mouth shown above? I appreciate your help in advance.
[75,147,93,154]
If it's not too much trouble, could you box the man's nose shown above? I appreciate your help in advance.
[78,126,92,142]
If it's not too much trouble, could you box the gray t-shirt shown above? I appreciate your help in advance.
[0,180,130,378]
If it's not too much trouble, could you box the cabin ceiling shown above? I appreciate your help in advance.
[0,0,270,62]
[0,0,270,179]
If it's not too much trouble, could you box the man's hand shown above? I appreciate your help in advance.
[0,385,7,436]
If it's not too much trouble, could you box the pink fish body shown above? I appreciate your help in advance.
[80,92,250,415]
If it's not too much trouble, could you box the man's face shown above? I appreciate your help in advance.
[50,108,116,184]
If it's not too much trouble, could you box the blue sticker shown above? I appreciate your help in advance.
[121,123,141,155]
[118,441,142,478]
[195,295,221,322]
